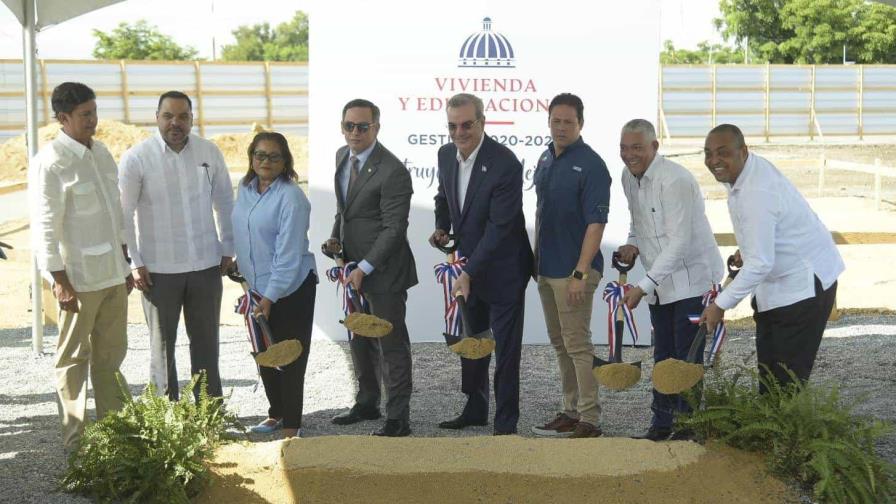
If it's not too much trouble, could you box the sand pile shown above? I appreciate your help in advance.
[653,358,705,394]
[211,131,307,179]
[0,120,150,183]
[594,362,642,390]
[199,437,797,503]
[0,122,308,184]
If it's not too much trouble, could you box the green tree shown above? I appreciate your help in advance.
[221,11,308,62]
[660,40,748,64]
[93,20,199,60]
[713,0,896,63]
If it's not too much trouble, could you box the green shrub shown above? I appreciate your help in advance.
[678,366,895,503]
[60,372,241,503]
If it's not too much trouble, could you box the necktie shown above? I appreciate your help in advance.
[347,155,360,196]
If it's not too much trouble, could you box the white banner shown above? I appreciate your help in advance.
[309,0,660,345]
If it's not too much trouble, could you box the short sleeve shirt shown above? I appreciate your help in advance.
[534,137,611,278]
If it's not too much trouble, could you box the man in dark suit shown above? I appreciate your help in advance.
[430,93,534,435]
[325,98,417,437]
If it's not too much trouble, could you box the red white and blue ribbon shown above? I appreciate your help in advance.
[701,283,727,363]
[602,281,640,359]
[433,256,468,338]
[234,288,273,355]
[326,261,369,339]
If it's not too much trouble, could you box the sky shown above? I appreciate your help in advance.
[0,0,723,60]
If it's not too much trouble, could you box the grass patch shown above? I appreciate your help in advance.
[678,366,895,503]
[60,372,242,503]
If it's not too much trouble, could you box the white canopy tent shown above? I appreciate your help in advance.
[1,0,124,353]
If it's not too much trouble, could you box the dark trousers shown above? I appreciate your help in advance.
[648,295,705,429]
[459,290,526,433]
[142,265,222,401]
[350,291,413,421]
[753,277,837,393]
[260,272,317,429]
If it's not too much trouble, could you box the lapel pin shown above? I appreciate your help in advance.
[482,165,488,172]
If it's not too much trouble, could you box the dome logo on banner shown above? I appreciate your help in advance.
[458,17,515,68]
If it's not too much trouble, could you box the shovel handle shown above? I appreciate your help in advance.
[455,294,475,340]
[686,324,708,363]
[611,251,634,274]
[434,234,458,256]
[726,254,741,282]
[227,270,276,350]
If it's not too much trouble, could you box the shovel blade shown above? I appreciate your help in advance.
[471,328,494,341]
[443,333,462,346]
[593,356,613,368]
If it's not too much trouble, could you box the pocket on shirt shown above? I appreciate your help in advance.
[80,242,117,286]
[70,182,100,215]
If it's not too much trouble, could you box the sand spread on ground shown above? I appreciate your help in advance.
[594,362,642,390]
[343,312,392,338]
[653,358,705,394]
[198,437,798,504]
[448,337,496,359]
[254,340,302,368]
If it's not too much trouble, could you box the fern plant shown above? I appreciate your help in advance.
[60,372,242,503]
[678,365,895,504]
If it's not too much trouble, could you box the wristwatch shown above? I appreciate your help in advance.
[571,269,588,280]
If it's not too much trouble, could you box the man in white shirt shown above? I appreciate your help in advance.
[34,82,134,450]
[617,119,723,441]
[119,91,234,401]
[701,124,843,392]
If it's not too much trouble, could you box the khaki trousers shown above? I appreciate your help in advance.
[55,283,129,449]
[537,270,601,425]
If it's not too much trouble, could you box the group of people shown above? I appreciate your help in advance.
[33,81,843,450]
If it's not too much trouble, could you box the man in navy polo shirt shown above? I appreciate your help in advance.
[530,93,611,439]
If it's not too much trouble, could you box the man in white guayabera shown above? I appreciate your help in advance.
[119,90,234,401]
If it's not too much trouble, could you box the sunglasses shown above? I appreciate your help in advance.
[342,121,376,133]
[447,119,481,132]
[252,151,284,163]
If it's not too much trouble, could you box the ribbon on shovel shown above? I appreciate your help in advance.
[325,261,369,339]
[433,256,468,338]
[602,281,640,360]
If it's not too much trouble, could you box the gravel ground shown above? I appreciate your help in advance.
[0,314,893,503]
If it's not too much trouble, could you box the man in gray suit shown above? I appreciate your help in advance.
[324,98,417,437]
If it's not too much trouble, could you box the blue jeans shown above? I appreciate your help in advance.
[648,295,705,429]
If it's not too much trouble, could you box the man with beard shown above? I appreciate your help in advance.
[119,91,234,401]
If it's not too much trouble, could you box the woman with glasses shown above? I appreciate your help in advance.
[231,131,317,438]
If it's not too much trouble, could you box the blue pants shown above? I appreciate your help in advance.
[648,295,705,429]
[458,289,526,433]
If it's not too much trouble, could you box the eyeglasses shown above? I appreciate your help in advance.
[342,121,376,133]
[252,151,284,163]
[447,119,481,132]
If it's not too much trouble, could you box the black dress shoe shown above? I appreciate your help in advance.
[331,407,382,425]
[633,426,672,441]
[372,419,411,437]
[438,415,488,430]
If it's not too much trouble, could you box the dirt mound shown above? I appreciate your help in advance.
[199,437,797,503]
[0,122,308,183]
[0,120,150,183]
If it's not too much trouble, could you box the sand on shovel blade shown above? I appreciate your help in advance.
[343,312,393,338]
[593,362,642,390]
[449,337,495,360]
[653,358,705,394]
[255,340,303,368]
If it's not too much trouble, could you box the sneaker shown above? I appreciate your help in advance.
[568,421,603,439]
[531,412,578,437]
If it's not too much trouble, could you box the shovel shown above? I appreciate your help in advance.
[652,254,742,394]
[432,235,494,359]
[452,294,496,360]
[226,270,302,368]
[323,241,393,338]
[593,252,643,390]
